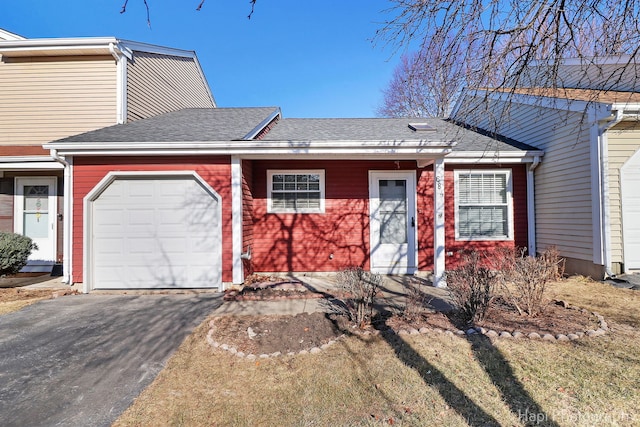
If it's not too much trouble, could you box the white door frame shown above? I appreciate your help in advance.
[621,149,640,272]
[369,170,417,274]
[14,177,58,261]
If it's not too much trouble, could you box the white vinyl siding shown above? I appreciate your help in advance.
[455,170,513,240]
[454,95,595,260]
[0,55,117,145]
[267,170,325,214]
[126,52,214,122]
[607,122,640,265]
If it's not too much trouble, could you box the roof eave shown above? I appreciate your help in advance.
[611,103,640,117]
[0,37,119,57]
[446,150,544,164]
[46,139,458,157]
[0,37,199,59]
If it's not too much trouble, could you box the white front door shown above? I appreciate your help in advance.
[369,171,417,274]
[14,177,58,261]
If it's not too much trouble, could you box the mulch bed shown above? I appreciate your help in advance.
[384,298,600,336]
[210,312,352,354]
[211,283,603,355]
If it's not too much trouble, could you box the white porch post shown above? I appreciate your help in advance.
[63,157,73,284]
[433,157,446,288]
[526,157,540,257]
[231,156,244,285]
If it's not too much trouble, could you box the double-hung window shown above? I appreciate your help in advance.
[455,170,513,240]
[267,170,325,213]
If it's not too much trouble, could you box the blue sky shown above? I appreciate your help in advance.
[1,0,403,118]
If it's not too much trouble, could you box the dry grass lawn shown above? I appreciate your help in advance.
[114,277,640,426]
[0,288,53,315]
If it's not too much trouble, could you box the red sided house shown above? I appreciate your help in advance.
[46,107,542,292]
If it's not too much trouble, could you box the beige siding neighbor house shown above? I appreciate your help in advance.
[452,64,640,279]
[0,28,215,279]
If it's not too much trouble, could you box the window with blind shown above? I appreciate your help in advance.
[267,170,325,213]
[455,170,513,240]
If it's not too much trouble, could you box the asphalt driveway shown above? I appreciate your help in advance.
[0,293,222,427]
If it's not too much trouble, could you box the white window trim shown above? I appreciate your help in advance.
[267,169,325,214]
[454,169,514,241]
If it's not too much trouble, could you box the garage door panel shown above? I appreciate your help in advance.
[128,209,156,225]
[94,237,125,255]
[92,176,222,289]
[93,209,125,228]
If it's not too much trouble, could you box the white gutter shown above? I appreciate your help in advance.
[0,157,63,170]
[49,149,72,285]
[0,37,121,57]
[47,139,456,154]
[596,108,625,278]
[0,37,182,59]
[527,155,541,256]
[446,150,544,163]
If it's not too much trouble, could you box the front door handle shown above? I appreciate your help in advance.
[411,217,415,227]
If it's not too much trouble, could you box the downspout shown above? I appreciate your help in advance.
[526,155,541,257]
[597,109,624,278]
[109,42,127,124]
[49,149,71,285]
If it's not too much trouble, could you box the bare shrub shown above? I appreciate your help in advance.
[539,245,565,282]
[338,267,382,328]
[446,251,496,325]
[500,246,565,317]
[402,278,433,322]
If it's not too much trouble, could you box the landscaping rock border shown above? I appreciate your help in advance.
[389,300,609,342]
[206,300,609,358]
[206,324,346,359]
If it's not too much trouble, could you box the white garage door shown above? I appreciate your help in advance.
[91,176,221,289]
[622,150,640,271]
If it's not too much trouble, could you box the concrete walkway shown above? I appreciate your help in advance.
[0,275,69,289]
[212,273,454,316]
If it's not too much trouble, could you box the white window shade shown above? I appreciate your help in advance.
[455,170,513,240]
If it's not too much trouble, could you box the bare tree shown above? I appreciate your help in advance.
[377,0,640,120]
[378,43,467,117]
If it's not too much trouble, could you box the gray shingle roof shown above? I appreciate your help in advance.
[52,107,279,143]
[264,117,536,152]
[50,107,536,153]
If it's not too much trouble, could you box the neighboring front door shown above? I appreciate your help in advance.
[14,177,58,261]
[621,150,640,271]
[369,171,417,274]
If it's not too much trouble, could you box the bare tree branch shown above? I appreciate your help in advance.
[248,0,257,19]
[378,0,640,121]
[120,0,151,27]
